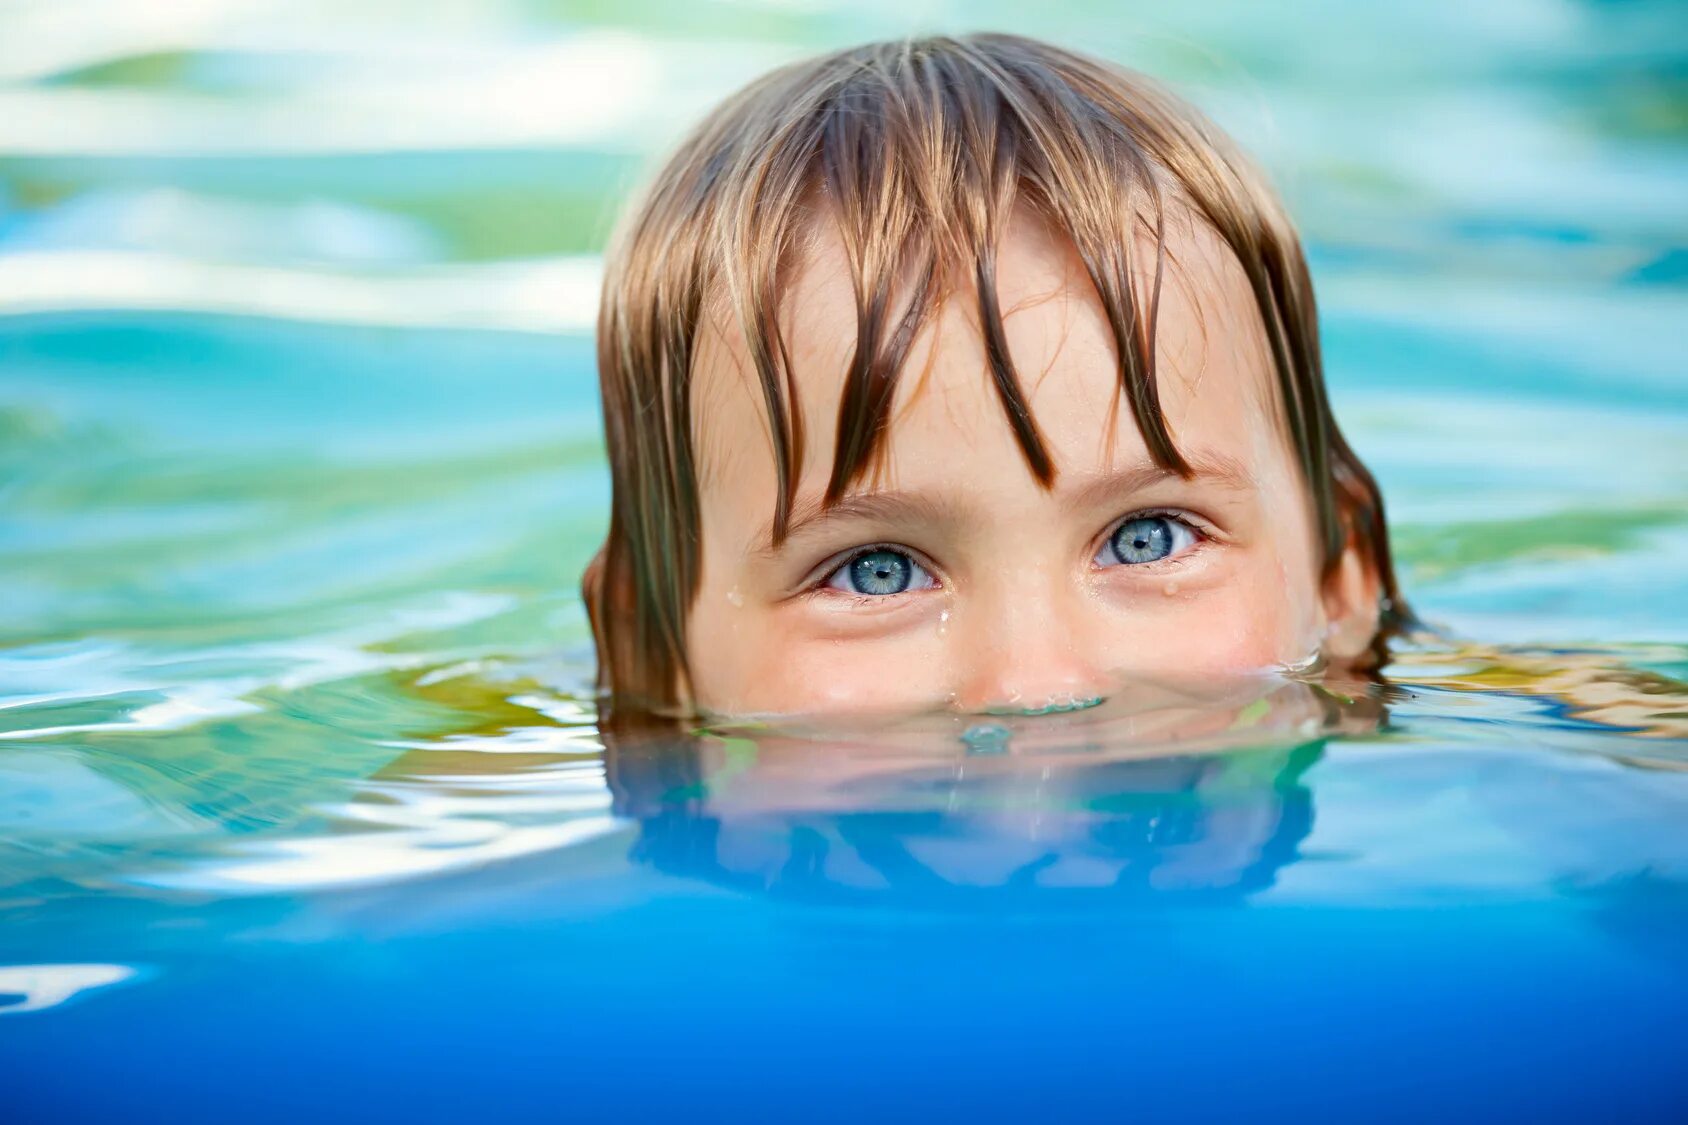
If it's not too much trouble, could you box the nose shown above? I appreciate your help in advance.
[946,578,1114,714]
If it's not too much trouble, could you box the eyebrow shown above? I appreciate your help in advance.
[1062,450,1257,516]
[753,450,1257,554]
[752,490,962,557]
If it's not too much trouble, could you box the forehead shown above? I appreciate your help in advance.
[690,202,1288,510]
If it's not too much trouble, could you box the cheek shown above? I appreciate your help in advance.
[687,601,949,716]
[686,595,786,715]
[1099,566,1320,678]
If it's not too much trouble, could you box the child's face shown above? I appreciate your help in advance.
[686,208,1377,717]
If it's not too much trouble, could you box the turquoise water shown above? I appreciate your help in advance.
[2,2,1687,1118]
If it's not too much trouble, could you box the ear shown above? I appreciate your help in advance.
[580,541,696,722]
[580,544,611,686]
[1321,535,1383,668]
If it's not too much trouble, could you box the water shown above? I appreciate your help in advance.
[2,1,1686,1119]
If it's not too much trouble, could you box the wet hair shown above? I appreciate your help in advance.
[584,32,1406,717]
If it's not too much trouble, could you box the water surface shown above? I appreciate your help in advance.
[2,1,1685,1119]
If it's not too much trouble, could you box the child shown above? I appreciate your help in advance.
[584,32,1405,720]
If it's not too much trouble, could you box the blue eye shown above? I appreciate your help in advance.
[825,548,934,596]
[1100,515,1196,566]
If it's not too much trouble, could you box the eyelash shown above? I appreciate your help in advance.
[807,542,942,601]
[803,508,1213,600]
[1092,508,1210,570]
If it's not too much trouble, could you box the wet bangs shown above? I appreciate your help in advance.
[707,34,1192,544]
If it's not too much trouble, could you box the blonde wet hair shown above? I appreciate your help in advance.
[585,32,1405,717]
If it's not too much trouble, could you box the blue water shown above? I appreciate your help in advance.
[2,1,1686,1120]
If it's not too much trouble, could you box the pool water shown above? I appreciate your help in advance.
[2,1,1686,1120]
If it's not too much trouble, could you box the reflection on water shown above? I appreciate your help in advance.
[607,730,1326,908]
[4,648,1684,909]
[596,674,1369,907]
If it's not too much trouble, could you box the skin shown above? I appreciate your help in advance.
[685,205,1379,718]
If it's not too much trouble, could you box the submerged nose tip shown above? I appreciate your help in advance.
[979,692,1107,717]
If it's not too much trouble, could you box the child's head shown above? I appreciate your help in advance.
[586,32,1404,719]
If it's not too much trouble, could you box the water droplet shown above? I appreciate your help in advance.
[726,586,744,608]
